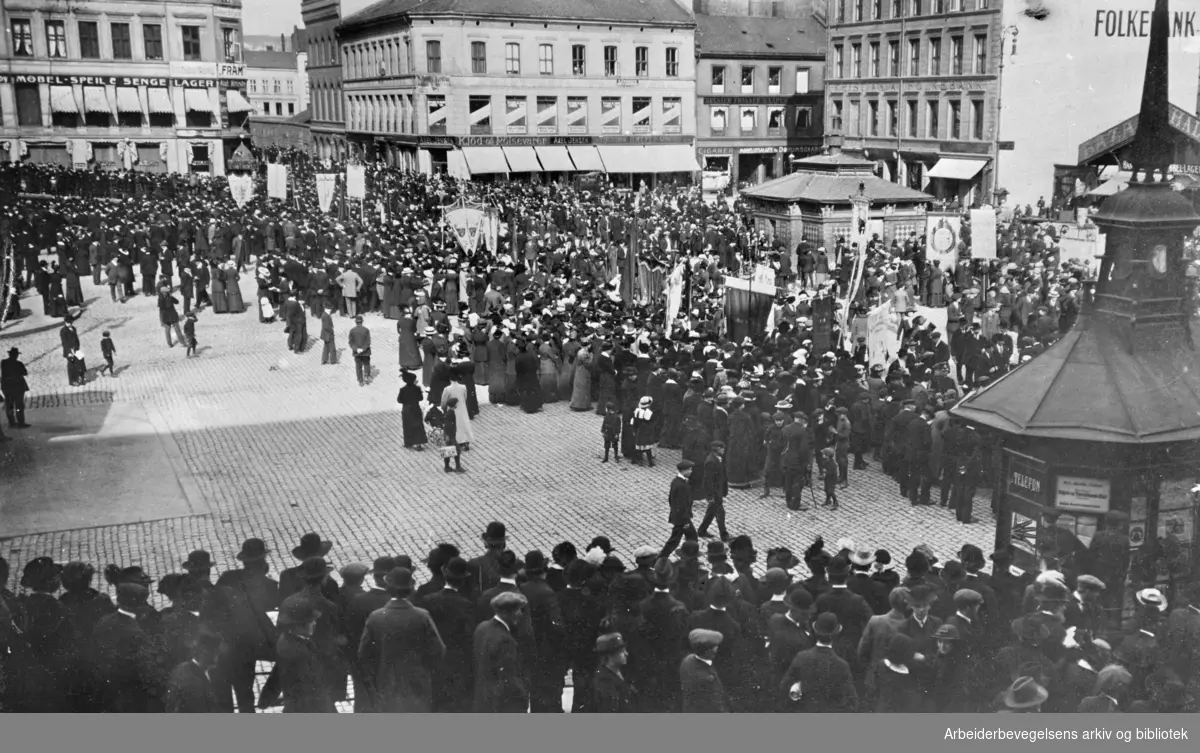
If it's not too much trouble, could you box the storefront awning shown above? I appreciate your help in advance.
[926,157,987,181]
[184,88,213,113]
[226,89,254,114]
[49,85,78,114]
[567,145,604,172]
[147,88,173,114]
[502,146,542,172]
[83,86,112,114]
[645,144,700,173]
[446,150,470,180]
[460,147,509,175]
[534,145,575,172]
[115,87,141,113]
[596,145,647,174]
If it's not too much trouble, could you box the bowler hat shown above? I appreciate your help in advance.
[783,584,813,612]
[595,633,627,654]
[442,557,470,584]
[298,556,334,581]
[384,567,415,593]
[761,567,791,593]
[496,550,520,577]
[826,555,850,579]
[181,550,213,572]
[766,547,801,570]
[706,576,737,609]
[941,561,967,585]
[292,533,333,560]
[524,550,548,575]
[116,583,150,609]
[812,612,842,637]
[236,538,269,562]
[372,557,396,576]
[482,521,507,543]
[706,541,728,560]
[565,559,594,588]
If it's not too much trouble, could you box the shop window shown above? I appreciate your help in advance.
[15,83,41,126]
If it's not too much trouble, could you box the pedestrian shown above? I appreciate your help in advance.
[357,567,447,713]
[419,556,476,712]
[397,370,428,450]
[472,591,530,713]
[697,441,730,542]
[779,612,859,712]
[2,347,30,428]
[442,396,464,473]
[184,313,198,357]
[661,460,698,558]
[348,315,372,386]
[106,257,121,303]
[319,305,337,365]
[592,632,636,712]
[820,447,840,509]
[164,627,232,713]
[158,287,185,348]
[631,396,657,467]
[680,628,729,712]
[440,371,475,452]
[282,295,306,353]
[275,600,337,713]
[601,401,621,463]
[337,266,363,318]
[98,331,117,376]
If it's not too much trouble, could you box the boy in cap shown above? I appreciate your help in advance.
[98,331,117,376]
[600,401,622,463]
[680,629,728,712]
[698,440,730,541]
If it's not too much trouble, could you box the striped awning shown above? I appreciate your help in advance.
[226,89,254,113]
[83,86,112,114]
[460,147,509,175]
[184,88,213,113]
[596,145,647,174]
[567,145,604,172]
[115,87,141,113]
[645,144,701,174]
[535,146,575,172]
[147,88,173,114]
[49,85,78,113]
[502,146,542,172]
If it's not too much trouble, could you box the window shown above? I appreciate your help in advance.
[223,27,237,62]
[288,102,295,115]
[471,41,486,74]
[76,21,100,59]
[910,0,922,15]
[635,46,648,77]
[888,40,899,76]
[740,107,757,134]
[872,0,882,18]
[286,80,294,94]
[143,24,162,60]
[795,106,812,129]
[974,34,987,74]
[854,0,863,21]
[931,0,943,11]
[851,44,861,78]
[45,20,66,58]
[949,100,961,138]
[426,41,442,73]
[767,106,784,134]
[710,106,728,135]
[112,23,132,60]
[906,99,918,136]
[886,100,898,135]
[274,79,281,94]
[795,68,810,93]
[928,37,941,76]
[11,19,33,56]
[830,100,843,131]
[428,94,447,134]
[249,80,257,93]
[536,96,557,133]
[834,46,844,78]
[869,43,880,77]
[263,102,271,115]
[567,96,587,132]
[847,100,860,136]
[712,65,726,92]
[601,97,620,132]
[869,100,879,136]
[768,66,781,94]
[662,96,681,133]
[632,96,650,133]
[507,43,521,75]
[741,66,754,92]
[666,47,679,77]
[926,99,939,138]
[181,25,201,61]
[276,102,283,116]
[14,83,41,126]
[469,95,491,134]
[837,0,846,22]
[972,99,984,139]
[951,36,963,75]
[572,44,586,76]
[604,45,617,76]
[908,38,919,75]
[506,96,527,133]
[892,0,903,17]
[538,44,552,75]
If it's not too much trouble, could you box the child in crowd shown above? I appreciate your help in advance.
[184,312,198,357]
[601,401,621,463]
[443,397,463,473]
[99,331,117,376]
[820,447,840,510]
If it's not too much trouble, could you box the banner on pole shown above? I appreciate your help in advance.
[267,164,288,199]
[346,164,366,200]
[316,174,336,213]
[925,214,961,271]
[445,207,486,255]
[866,301,901,369]
[970,209,997,259]
[228,173,255,207]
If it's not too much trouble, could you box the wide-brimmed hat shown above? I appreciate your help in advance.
[812,612,842,637]
[298,556,334,581]
[595,632,627,654]
[7,347,19,356]
[766,547,801,570]
[384,567,415,594]
[1135,588,1168,612]
[236,539,269,562]
[849,548,875,567]
[1003,677,1049,709]
[181,550,213,572]
[291,533,333,560]
[20,557,63,590]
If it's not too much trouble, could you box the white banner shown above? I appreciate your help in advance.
[228,173,254,208]
[316,173,336,213]
[867,301,902,369]
[925,214,960,272]
[446,207,486,255]
[267,163,288,199]
[665,263,685,338]
[970,209,997,259]
[346,164,366,200]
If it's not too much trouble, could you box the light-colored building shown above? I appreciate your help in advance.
[694,3,827,193]
[336,0,699,181]
[824,0,1001,207]
[0,0,251,175]
[303,0,346,160]
[245,49,309,118]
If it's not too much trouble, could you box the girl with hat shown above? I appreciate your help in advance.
[630,396,657,467]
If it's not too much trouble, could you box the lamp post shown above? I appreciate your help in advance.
[992,24,1019,205]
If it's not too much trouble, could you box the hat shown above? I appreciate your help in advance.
[384,567,415,593]
[181,550,213,572]
[278,600,322,626]
[600,554,626,574]
[60,561,96,589]
[340,563,370,581]
[298,556,334,581]
[826,556,850,579]
[766,547,801,570]
[812,612,842,637]
[115,582,150,608]
[442,557,470,584]
[706,541,728,560]
[905,584,939,606]
[369,556,396,576]
[688,628,724,649]
[565,559,594,588]
[523,550,548,575]
[587,536,614,554]
[633,546,659,562]
[677,460,695,471]
[706,577,738,609]
[1010,616,1052,644]
[1076,574,1105,592]
[933,624,961,641]
[953,588,983,608]
[492,591,529,614]
[236,539,269,562]
[1136,588,1167,612]
[958,544,985,569]
[482,521,507,543]
[595,633,628,654]
[7,347,19,356]
[710,440,726,450]
[762,568,791,593]
[648,558,678,588]
[849,548,875,567]
[913,544,937,564]
[941,561,967,585]
[20,557,63,590]
[1039,581,1072,604]
[885,634,916,665]
[292,533,333,560]
[783,584,814,611]
[1002,677,1049,709]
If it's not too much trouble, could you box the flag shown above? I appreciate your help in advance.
[622,195,641,303]
[267,163,288,199]
[925,214,961,271]
[346,164,366,200]
[316,174,336,213]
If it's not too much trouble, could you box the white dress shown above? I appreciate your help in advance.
[440,382,476,445]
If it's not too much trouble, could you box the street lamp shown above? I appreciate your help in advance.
[992,24,1019,205]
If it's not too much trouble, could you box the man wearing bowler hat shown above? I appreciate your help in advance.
[638,558,688,712]
[519,550,566,713]
[698,440,730,542]
[680,628,729,712]
[358,567,446,712]
[592,633,636,712]
[215,538,281,714]
[420,556,476,712]
[472,591,531,713]
[276,556,345,705]
[467,521,509,598]
[279,532,338,602]
[342,557,395,712]
[779,612,858,712]
[766,586,815,702]
[2,346,30,428]
[661,459,698,558]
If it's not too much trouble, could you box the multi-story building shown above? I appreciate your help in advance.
[694,4,826,193]
[302,0,345,160]
[824,0,1001,206]
[245,50,309,118]
[336,0,699,180]
[0,0,251,175]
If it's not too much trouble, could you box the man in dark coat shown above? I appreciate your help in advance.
[779,612,858,712]
[766,586,814,703]
[467,521,509,600]
[420,557,477,712]
[518,550,566,713]
[275,600,336,713]
[164,627,233,713]
[904,407,934,504]
[472,591,530,713]
[213,538,280,713]
[661,460,697,558]
[341,557,394,712]
[558,560,602,713]
[281,295,307,353]
[347,315,372,386]
[698,441,730,541]
[637,558,689,712]
[2,347,30,428]
[90,583,162,713]
[680,629,729,712]
[686,576,743,695]
[357,567,446,713]
[319,306,337,365]
[474,550,521,624]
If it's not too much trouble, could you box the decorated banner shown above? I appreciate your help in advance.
[228,173,254,208]
[566,98,587,133]
[536,98,557,134]
[446,206,487,255]
[925,214,960,271]
[662,98,682,134]
[970,208,997,259]
[665,263,685,338]
[345,164,366,200]
[866,301,902,369]
[316,174,336,213]
[267,163,288,199]
[482,208,501,254]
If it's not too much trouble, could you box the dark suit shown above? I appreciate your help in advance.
[466,549,506,600]
[680,654,729,712]
[358,598,446,712]
[766,614,814,690]
[687,607,742,692]
[559,587,602,713]
[421,587,477,712]
[813,587,874,669]
[900,615,944,705]
[638,590,689,712]
[90,611,160,713]
[319,312,336,364]
[592,665,636,712]
[472,617,529,713]
[348,324,372,383]
[847,572,888,615]
[276,632,336,713]
[342,588,391,711]
[475,581,520,625]
[662,475,697,557]
[779,644,858,712]
[165,660,234,713]
[698,452,729,538]
[520,578,565,713]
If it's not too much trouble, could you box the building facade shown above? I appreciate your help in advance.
[302,0,345,160]
[336,0,698,180]
[694,9,827,193]
[824,0,1001,206]
[245,50,309,118]
[0,0,251,175]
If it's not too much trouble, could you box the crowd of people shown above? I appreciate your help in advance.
[2,159,1189,714]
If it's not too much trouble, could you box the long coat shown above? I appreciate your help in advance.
[165,660,233,713]
[358,598,446,712]
[276,632,337,713]
[680,654,729,712]
[472,617,529,713]
[779,645,859,713]
[419,587,477,712]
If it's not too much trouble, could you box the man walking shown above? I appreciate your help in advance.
[337,266,363,318]
[697,441,730,542]
[661,460,698,558]
[348,315,372,386]
[2,347,30,428]
[282,295,306,353]
[319,305,337,365]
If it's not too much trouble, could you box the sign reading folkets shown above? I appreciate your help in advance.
[1005,450,1047,506]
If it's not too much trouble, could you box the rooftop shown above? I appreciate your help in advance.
[695,12,824,57]
[341,0,694,30]
[743,150,932,204]
[244,50,299,70]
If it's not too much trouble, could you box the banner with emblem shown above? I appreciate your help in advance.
[925,214,960,271]
[228,172,255,208]
[316,173,336,213]
[970,208,997,259]
[446,206,487,255]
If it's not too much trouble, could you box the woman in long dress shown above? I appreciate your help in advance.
[453,350,479,418]
[397,371,428,449]
[380,270,399,320]
[569,348,593,412]
[224,261,245,313]
[397,307,422,370]
[595,350,617,416]
[443,271,461,317]
[538,340,561,404]
[486,331,507,404]
[440,372,475,449]
[724,399,759,488]
[210,261,228,314]
[471,321,489,386]
[515,342,543,414]
[504,337,522,407]
[558,335,580,401]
